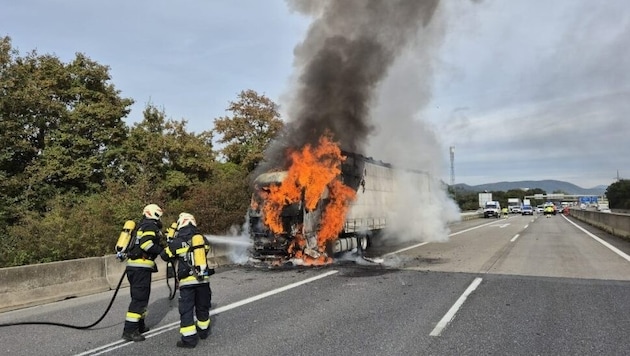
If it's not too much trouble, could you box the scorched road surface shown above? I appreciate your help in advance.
[1,214,629,355]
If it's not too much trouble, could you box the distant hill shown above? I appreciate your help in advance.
[453,180,607,196]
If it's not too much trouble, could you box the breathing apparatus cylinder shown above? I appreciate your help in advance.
[115,220,136,261]
[164,222,178,279]
[190,234,208,280]
[166,222,178,241]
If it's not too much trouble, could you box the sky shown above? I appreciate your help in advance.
[1,0,629,189]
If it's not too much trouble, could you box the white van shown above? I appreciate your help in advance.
[483,201,501,218]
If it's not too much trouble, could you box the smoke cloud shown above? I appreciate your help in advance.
[259,0,463,250]
[258,0,440,173]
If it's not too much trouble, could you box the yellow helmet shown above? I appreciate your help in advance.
[177,212,196,230]
[143,204,163,220]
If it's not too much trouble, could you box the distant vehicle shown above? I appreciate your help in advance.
[483,201,501,218]
[521,206,534,215]
[536,205,544,214]
[580,203,587,210]
[600,208,612,213]
[543,202,557,216]
[508,197,522,213]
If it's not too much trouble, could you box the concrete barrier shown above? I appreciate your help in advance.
[0,257,110,313]
[569,209,630,240]
[0,243,233,313]
[461,211,483,221]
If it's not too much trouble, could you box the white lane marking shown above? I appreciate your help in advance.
[494,223,510,228]
[430,277,483,337]
[524,224,529,229]
[510,234,520,242]
[75,270,339,356]
[384,242,430,256]
[384,220,502,257]
[449,220,505,237]
[562,215,630,263]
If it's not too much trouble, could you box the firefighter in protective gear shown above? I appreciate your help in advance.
[160,212,213,348]
[122,203,165,342]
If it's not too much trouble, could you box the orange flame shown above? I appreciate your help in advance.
[261,134,356,264]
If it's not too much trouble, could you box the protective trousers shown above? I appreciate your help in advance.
[124,268,152,333]
[178,283,212,345]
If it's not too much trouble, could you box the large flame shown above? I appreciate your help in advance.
[262,134,356,265]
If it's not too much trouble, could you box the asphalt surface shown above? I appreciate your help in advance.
[1,213,629,356]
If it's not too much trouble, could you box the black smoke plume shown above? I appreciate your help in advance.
[256,0,440,174]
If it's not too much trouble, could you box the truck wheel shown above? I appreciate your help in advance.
[358,235,369,252]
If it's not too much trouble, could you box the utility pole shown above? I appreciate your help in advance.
[449,146,455,186]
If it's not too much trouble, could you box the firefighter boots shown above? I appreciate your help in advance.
[176,341,196,349]
[139,320,150,333]
[122,330,146,342]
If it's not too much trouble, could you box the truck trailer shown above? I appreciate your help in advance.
[247,152,430,265]
[478,192,493,209]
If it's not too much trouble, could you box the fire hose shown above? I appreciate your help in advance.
[165,260,179,300]
[0,262,179,329]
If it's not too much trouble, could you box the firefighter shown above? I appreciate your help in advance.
[501,206,509,218]
[122,203,165,342]
[161,212,213,348]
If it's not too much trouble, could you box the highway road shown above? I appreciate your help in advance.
[1,213,630,356]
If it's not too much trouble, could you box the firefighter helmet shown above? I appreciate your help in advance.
[177,212,196,230]
[143,204,163,220]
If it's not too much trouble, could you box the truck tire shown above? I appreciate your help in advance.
[358,235,369,252]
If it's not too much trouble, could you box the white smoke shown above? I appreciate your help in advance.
[365,2,462,245]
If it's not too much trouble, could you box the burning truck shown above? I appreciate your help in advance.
[247,135,430,266]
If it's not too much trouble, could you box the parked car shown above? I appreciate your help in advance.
[521,206,534,215]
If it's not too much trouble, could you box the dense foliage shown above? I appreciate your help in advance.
[605,179,630,210]
[0,37,282,267]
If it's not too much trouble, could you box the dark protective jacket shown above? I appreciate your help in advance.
[126,217,164,271]
[161,225,213,287]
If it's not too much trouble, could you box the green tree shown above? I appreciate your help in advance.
[213,89,283,171]
[606,179,630,210]
[120,104,217,200]
[162,119,216,198]
[179,162,251,234]
[0,36,133,217]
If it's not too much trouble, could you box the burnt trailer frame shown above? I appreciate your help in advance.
[247,152,429,262]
